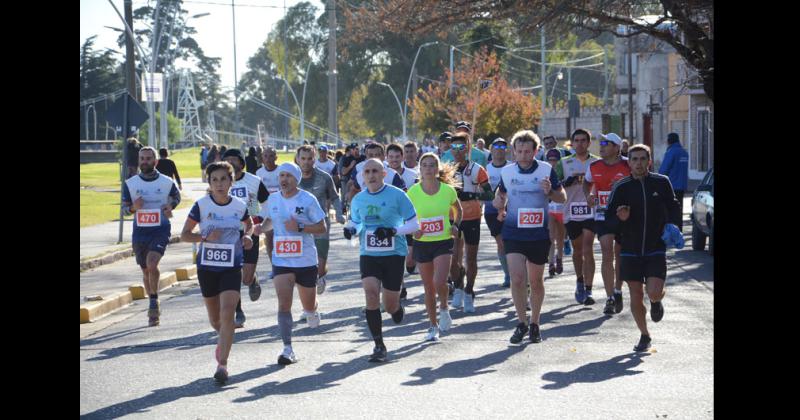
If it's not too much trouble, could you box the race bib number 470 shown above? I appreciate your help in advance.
[365,233,394,252]
[275,236,303,257]
[200,243,235,267]
[420,216,445,236]
[517,208,544,228]
[136,209,161,227]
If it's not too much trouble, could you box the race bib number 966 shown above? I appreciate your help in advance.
[200,243,235,267]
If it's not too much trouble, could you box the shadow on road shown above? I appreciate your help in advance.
[401,345,526,386]
[540,352,650,390]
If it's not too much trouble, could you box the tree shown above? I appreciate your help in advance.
[80,36,125,139]
[138,111,184,145]
[410,49,539,139]
[341,0,713,102]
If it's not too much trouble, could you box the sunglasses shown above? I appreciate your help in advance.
[492,144,508,150]
[599,140,617,146]
[450,144,466,151]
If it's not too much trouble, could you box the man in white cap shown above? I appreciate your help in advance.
[584,133,631,316]
[259,162,328,365]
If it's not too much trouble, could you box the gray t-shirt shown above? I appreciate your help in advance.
[299,168,341,238]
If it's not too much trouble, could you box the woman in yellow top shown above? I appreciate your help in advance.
[407,153,463,342]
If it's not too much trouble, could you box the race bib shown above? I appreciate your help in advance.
[518,208,544,228]
[365,232,394,252]
[136,209,161,227]
[275,236,303,258]
[598,191,611,209]
[570,202,592,217]
[230,186,248,199]
[420,216,445,236]
[200,243,235,267]
[548,202,564,214]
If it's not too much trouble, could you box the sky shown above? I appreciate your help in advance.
[80,0,322,95]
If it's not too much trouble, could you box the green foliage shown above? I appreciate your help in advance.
[137,111,184,146]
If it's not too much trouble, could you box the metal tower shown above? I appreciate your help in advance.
[176,69,204,145]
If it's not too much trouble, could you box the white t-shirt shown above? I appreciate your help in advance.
[315,159,336,177]
[259,189,326,268]
[256,166,280,194]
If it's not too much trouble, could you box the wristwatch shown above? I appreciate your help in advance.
[298,223,305,233]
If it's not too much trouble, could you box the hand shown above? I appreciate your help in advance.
[562,176,577,188]
[205,229,222,242]
[450,224,460,238]
[161,205,173,219]
[132,196,144,211]
[616,205,630,221]
[242,235,254,250]
[336,214,346,224]
[253,224,263,236]
[587,194,596,208]
[284,217,299,232]
[497,210,506,222]
[413,230,423,240]
[343,227,356,240]
[540,178,552,195]
[374,227,397,240]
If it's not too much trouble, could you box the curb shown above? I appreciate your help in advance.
[79,240,266,324]
[80,235,181,272]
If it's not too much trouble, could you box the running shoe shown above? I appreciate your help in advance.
[650,300,664,322]
[603,297,616,315]
[574,281,587,304]
[234,308,246,328]
[633,334,652,352]
[316,275,327,295]
[424,326,440,342]
[529,323,542,343]
[249,278,262,301]
[214,365,229,384]
[451,289,465,309]
[463,293,475,313]
[510,322,529,344]
[278,346,297,365]
[614,292,624,313]
[368,345,387,362]
[439,309,453,332]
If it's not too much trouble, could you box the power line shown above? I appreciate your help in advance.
[181,0,287,8]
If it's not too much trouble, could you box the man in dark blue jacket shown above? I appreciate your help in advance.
[658,132,689,230]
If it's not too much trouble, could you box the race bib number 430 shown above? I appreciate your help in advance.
[136,209,161,227]
[365,233,394,252]
[517,208,544,228]
[200,243,235,267]
[420,216,445,236]
[275,236,303,257]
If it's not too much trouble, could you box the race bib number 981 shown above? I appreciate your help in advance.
[136,209,161,227]
[570,202,592,217]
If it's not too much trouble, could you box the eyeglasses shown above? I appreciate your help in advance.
[491,144,507,150]
[450,144,466,151]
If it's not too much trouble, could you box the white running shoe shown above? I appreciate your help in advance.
[425,326,440,342]
[439,309,452,332]
[316,275,327,295]
[451,289,464,309]
[463,293,475,313]
[304,311,321,328]
[278,345,297,365]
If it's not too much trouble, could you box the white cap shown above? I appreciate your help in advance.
[600,133,622,145]
[277,162,301,182]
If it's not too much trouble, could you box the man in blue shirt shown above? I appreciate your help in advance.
[658,133,689,230]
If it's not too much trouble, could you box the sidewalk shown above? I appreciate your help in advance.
[80,178,208,263]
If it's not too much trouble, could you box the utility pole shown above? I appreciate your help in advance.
[327,0,338,145]
[120,0,137,243]
[449,45,454,96]
[540,26,545,133]
[628,36,634,142]
[232,0,240,143]
[283,0,289,141]
[602,45,609,105]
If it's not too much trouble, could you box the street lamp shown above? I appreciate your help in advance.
[377,82,405,141]
[549,70,563,108]
[403,40,438,140]
[276,76,301,141]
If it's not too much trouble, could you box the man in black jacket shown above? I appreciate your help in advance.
[605,144,682,352]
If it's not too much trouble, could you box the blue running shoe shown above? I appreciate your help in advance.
[564,240,572,256]
[574,281,586,304]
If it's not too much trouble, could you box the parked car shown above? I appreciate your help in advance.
[691,168,714,255]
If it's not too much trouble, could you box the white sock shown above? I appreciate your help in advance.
[614,288,622,295]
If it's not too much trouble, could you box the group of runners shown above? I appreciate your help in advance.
[122,123,682,384]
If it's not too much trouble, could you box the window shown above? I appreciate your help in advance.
[697,109,710,171]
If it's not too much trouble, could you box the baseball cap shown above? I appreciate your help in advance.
[454,121,472,133]
[545,149,562,161]
[438,131,453,142]
[277,162,301,183]
[222,148,245,166]
[600,133,622,146]
[318,145,328,152]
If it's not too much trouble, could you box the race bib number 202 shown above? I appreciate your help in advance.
[517,208,544,228]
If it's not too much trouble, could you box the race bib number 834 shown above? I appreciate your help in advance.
[365,233,394,251]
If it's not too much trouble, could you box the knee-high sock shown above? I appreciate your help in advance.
[278,311,293,346]
[365,309,384,346]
